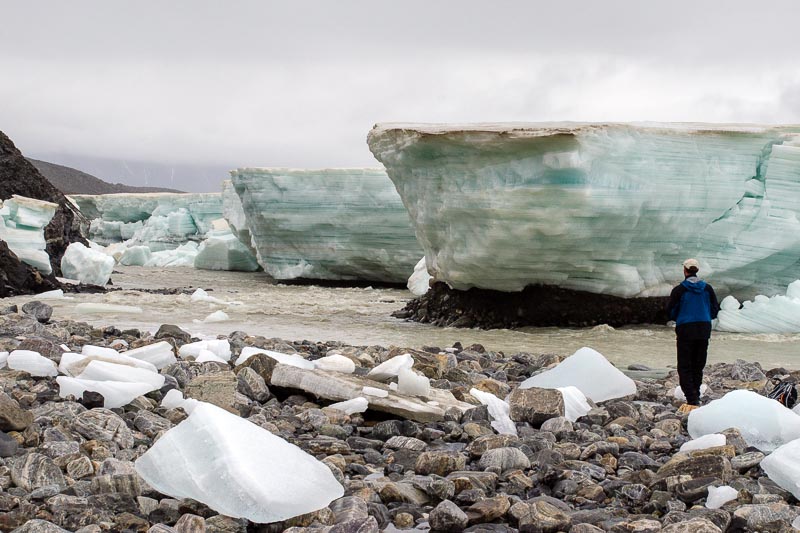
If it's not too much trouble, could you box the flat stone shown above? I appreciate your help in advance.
[731,503,800,531]
[21,302,52,323]
[429,499,468,532]
[0,393,33,432]
[185,372,238,413]
[508,387,564,425]
[478,447,530,473]
[73,408,134,449]
[377,482,429,505]
[10,452,66,491]
[415,450,467,477]
[509,500,570,533]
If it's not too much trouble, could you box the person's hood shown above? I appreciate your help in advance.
[681,276,707,293]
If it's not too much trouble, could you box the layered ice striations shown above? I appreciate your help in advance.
[368,122,800,298]
[230,168,423,282]
[0,195,58,274]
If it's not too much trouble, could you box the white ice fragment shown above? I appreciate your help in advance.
[388,382,398,391]
[761,438,800,499]
[56,376,157,408]
[124,341,177,369]
[7,350,58,377]
[135,402,344,522]
[194,229,260,272]
[793,516,800,530]
[470,388,517,436]
[0,352,8,369]
[109,339,128,350]
[190,288,228,305]
[75,303,143,314]
[195,350,228,364]
[36,289,64,299]
[519,347,636,402]
[195,310,229,323]
[716,280,800,333]
[327,397,369,415]
[680,433,727,452]
[119,245,152,266]
[688,390,800,451]
[674,384,709,402]
[397,368,430,398]
[179,340,232,361]
[557,386,592,422]
[362,386,389,398]
[82,345,119,358]
[367,353,414,381]
[705,485,738,509]
[161,389,186,409]
[234,347,315,369]
[69,347,158,373]
[407,257,433,296]
[314,354,356,373]
[61,242,115,286]
[77,360,165,389]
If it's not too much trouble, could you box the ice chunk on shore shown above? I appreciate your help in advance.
[73,346,158,373]
[470,388,517,436]
[75,303,143,314]
[362,386,389,398]
[716,281,800,333]
[367,353,414,381]
[407,257,433,296]
[680,433,727,452]
[0,195,57,274]
[761,438,800,499]
[124,341,177,369]
[519,347,636,402]
[135,402,344,522]
[706,485,738,509]
[195,350,228,363]
[77,360,165,388]
[179,340,232,361]
[234,347,315,369]
[398,368,430,398]
[314,354,356,373]
[56,376,157,408]
[7,350,58,377]
[688,390,800,451]
[144,242,199,268]
[674,384,709,403]
[36,289,65,299]
[161,389,199,413]
[0,352,8,369]
[327,397,369,415]
[119,245,152,266]
[61,242,114,286]
[557,386,593,422]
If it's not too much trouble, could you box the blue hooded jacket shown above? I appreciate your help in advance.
[667,276,719,339]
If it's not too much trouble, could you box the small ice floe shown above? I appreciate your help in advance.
[519,347,636,402]
[674,384,709,403]
[61,242,114,285]
[470,388,517,436]
[124,341,177,369]
[7,350,58,377]
[314,354,356,373]
[680,433,726,452]
[179,339,232,361]
[367,353,414,381]
[234,347,315,369]
[135,402,344,523]
[327,397,369,415]
[398,368,430,398]
[362,386,389,398]
[35,289,65,299]
[688,390,800,451]
[705,485,738,509]
[190,288,228,305]
[56,377,157,409]
[75,303,143,314]
[194,310,229,323]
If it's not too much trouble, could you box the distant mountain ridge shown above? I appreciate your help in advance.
[28,158,184,195]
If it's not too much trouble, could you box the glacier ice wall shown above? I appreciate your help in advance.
[230,168,423,282]
[222,180,257,257]
[368,122,800,298]
[0,195,58,274]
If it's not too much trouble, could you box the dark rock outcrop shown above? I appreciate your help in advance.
[394,282,670,329]
[0,131,87,275]
[0,241,59,298]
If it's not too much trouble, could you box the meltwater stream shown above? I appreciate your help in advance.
[6,266,800,370]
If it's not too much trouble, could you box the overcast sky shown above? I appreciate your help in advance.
[2,1,799,191]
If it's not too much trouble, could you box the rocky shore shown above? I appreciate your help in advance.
[394,283,670,329]
[1,304,799,533]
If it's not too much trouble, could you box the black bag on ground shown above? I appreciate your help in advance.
[768,377,798,409]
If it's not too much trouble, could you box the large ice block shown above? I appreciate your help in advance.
[760,438,800,499]
[368,123,800,298]
[0,195,58,274]
[715,280,800,333]
[61,242,114,285]
[194,228,260,272]
[56,376,158,408]
[229,168,423,283]
[135,402,344,522]
[519,347,636,402]
[7,350,58,377]
[688,390,800,451]
[222,180,257,256]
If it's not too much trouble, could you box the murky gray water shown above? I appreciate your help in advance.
[5,266,800,370]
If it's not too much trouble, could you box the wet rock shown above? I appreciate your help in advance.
[9,453,66,491]
[478,447,530,473]
[155,324,192,344]
[467,495,510,523]
[0,393,34,431]
[415,451,467,477]
[73,408,134,449]
[21,302,52,323]
[508,387,564,425]
[185,372,238,413]
[429,499,468,531]
[233,353,277,383]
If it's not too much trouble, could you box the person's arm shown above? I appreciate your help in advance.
[706,285,720,319]
[667,285,683,321]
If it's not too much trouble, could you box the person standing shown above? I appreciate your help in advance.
[667,258,719,413]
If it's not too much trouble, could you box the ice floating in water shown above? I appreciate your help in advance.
[190,288,228,305]
[706,485,738,509]
[124,341,177,369]
[761,438,800,500]
[519,347,636,402]
[234,347,315,369]
[35,289,65,299]
[0,195,57,274]
[362,386,389,398]
[179,340,232,361]
[557,386,593,422]
[407,257,433,296]
[688,390,800,451]
[398,368,430,398]
[715,281,800,333]
[7,350,58,377]
[327,397,369,415]
[75,303,143,314]
[194,310,229,323]
[674,384,709,403]
[145,242,200,268]
[680,433,727,452]
[77,360,165,388]
[314,354,356,373]
[135,402,344,522]
[56,376,157,409]
[61,242,115,285]
[470,388,517,436]
[367,353,414,381]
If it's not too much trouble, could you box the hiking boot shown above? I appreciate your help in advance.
[677,403,700,415]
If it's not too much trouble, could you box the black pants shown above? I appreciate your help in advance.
[677,338,708,405]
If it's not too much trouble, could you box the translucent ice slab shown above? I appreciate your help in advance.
[761,438,800,499]
[61,243,114,285]
[368,123,800,298]
[77,360,165,388]
[135,402,344,522]
[470,388,517,436]
[56,376,158,408]
[123,341,176,369]
[0,195,57,274]
[715,280,800,333]
[229,168,423,283]
[194,228,259,272]
[367,353,414,381]
[7,350,58,377]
